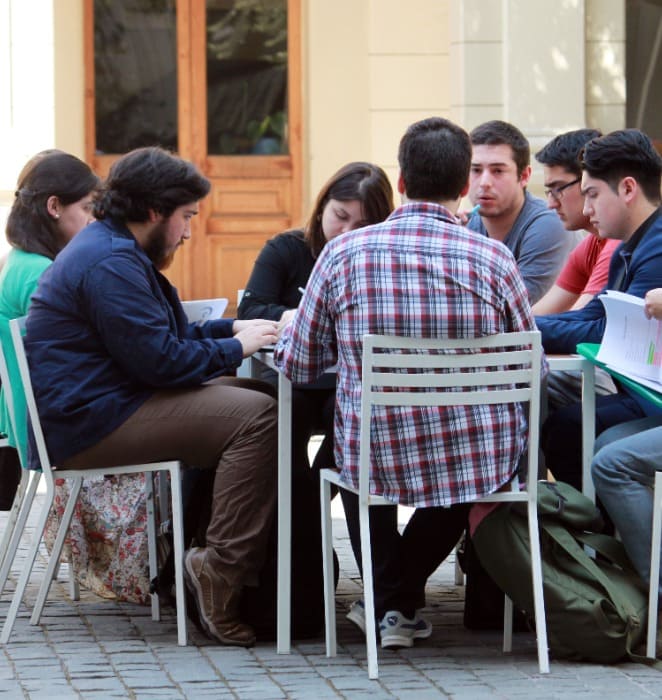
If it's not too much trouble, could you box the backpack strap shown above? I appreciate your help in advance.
[575,531,643,579]
[542,521,642,628]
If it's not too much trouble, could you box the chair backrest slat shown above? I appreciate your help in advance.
[358,331,542,502]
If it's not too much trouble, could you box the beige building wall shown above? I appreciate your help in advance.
[450,0,625,192]
[0,0,85,256]
[1,0,629,237]
[304,0,451,211]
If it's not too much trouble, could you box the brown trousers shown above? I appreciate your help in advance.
[61,377,278,588]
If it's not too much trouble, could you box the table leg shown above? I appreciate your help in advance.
[277,371,292,653]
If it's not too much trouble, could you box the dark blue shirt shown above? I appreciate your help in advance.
[25,218,243,468]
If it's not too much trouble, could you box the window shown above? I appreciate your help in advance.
[206,0,288,155]
[93,0,178,154]
[626,0,662,150]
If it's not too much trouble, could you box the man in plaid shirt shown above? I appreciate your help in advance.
[274,117,541,649]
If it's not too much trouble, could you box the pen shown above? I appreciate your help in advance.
[470,204,481,216]
[298,287,305,295]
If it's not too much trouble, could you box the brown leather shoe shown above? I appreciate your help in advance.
[184,546,256,647]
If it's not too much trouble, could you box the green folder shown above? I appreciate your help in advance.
[576,342,662,408]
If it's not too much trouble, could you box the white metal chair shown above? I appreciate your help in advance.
[646,471,662,657]
[319,331,549,678]
[0,317,187,645]
[0,332,52,602]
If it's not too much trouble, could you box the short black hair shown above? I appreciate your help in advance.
[535,129,602,177]
[470,120,530,176]
[581,129,662,204]
[94,146,211,223]
[397,117,471,202]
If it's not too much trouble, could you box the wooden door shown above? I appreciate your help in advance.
[85,0,302,314]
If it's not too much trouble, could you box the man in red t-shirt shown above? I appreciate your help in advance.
[533,129,618,406]
[533,128,620,316]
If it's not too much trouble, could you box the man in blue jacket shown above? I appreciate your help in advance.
[25,147,280,647]
[537,129,662,489]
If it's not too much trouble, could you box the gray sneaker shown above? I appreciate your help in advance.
[379,609,432,649]
[346,599,367,633]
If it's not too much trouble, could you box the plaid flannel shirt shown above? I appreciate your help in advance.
[274,202,545,507]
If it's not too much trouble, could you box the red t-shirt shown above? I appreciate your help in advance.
[556,235,620,295]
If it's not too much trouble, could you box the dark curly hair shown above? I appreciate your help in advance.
[94,146,211,223]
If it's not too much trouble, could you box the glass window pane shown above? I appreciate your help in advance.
[626,0,662,146]
[206,0,288,156]
[94,0,177,154]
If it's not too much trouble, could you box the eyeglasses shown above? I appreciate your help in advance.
[544,177,581,202]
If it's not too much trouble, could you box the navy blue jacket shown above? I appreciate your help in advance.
[25,219,243,468]
[535,209,662,352]
[536,208,662,414]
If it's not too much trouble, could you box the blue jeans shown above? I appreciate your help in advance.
[591,417,662,590]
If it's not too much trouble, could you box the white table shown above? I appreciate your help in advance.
[250,351,597,654]
[547,355,596,502]
[248,350,292,653]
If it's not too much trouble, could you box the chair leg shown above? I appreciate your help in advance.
[0,480,58,643]
[359,500,379,680]
[320,476,337,657]
[145,473,160,622]
[502,595,513,652]
[30,478,83,625]
[0,470,30,576]
[646,472,662,658]
[67,562,80,601]
[169,466,187,646]
[0,471,40,597]
[527,501,550,673]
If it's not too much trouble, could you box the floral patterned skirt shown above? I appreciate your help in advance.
[44,473,151,604]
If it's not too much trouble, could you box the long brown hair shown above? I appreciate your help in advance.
[304,161,394,257]
[7,150,99,260]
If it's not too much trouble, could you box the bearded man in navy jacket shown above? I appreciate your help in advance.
[25,147,280,647]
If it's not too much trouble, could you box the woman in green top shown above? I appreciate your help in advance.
[0,151,160,603]
[0,149,98,466]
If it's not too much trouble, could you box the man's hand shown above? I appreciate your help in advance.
[233,319,279,357]
[277,308,296,336]
[644,289,662,320]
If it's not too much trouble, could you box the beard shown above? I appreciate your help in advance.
[143,222,178,271]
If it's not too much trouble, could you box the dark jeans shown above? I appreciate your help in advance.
[340,489,469,619]
[542,392,649,490]
[292,383,335,474]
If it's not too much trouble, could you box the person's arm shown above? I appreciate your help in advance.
[531,285,580,315]
[645,289,662,319]
[237,234,309,321]
[274,246,336,384]
[569,292,597,311]
[535,295,606,353]
[83,253,255,387]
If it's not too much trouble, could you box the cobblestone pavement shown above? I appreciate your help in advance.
[1,498,662,699]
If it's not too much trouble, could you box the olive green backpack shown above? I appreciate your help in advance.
[472,480,649,663]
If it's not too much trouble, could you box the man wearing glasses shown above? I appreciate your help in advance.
[532,129,620,407]
[532,129,619,316]
[467,120,576,305]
